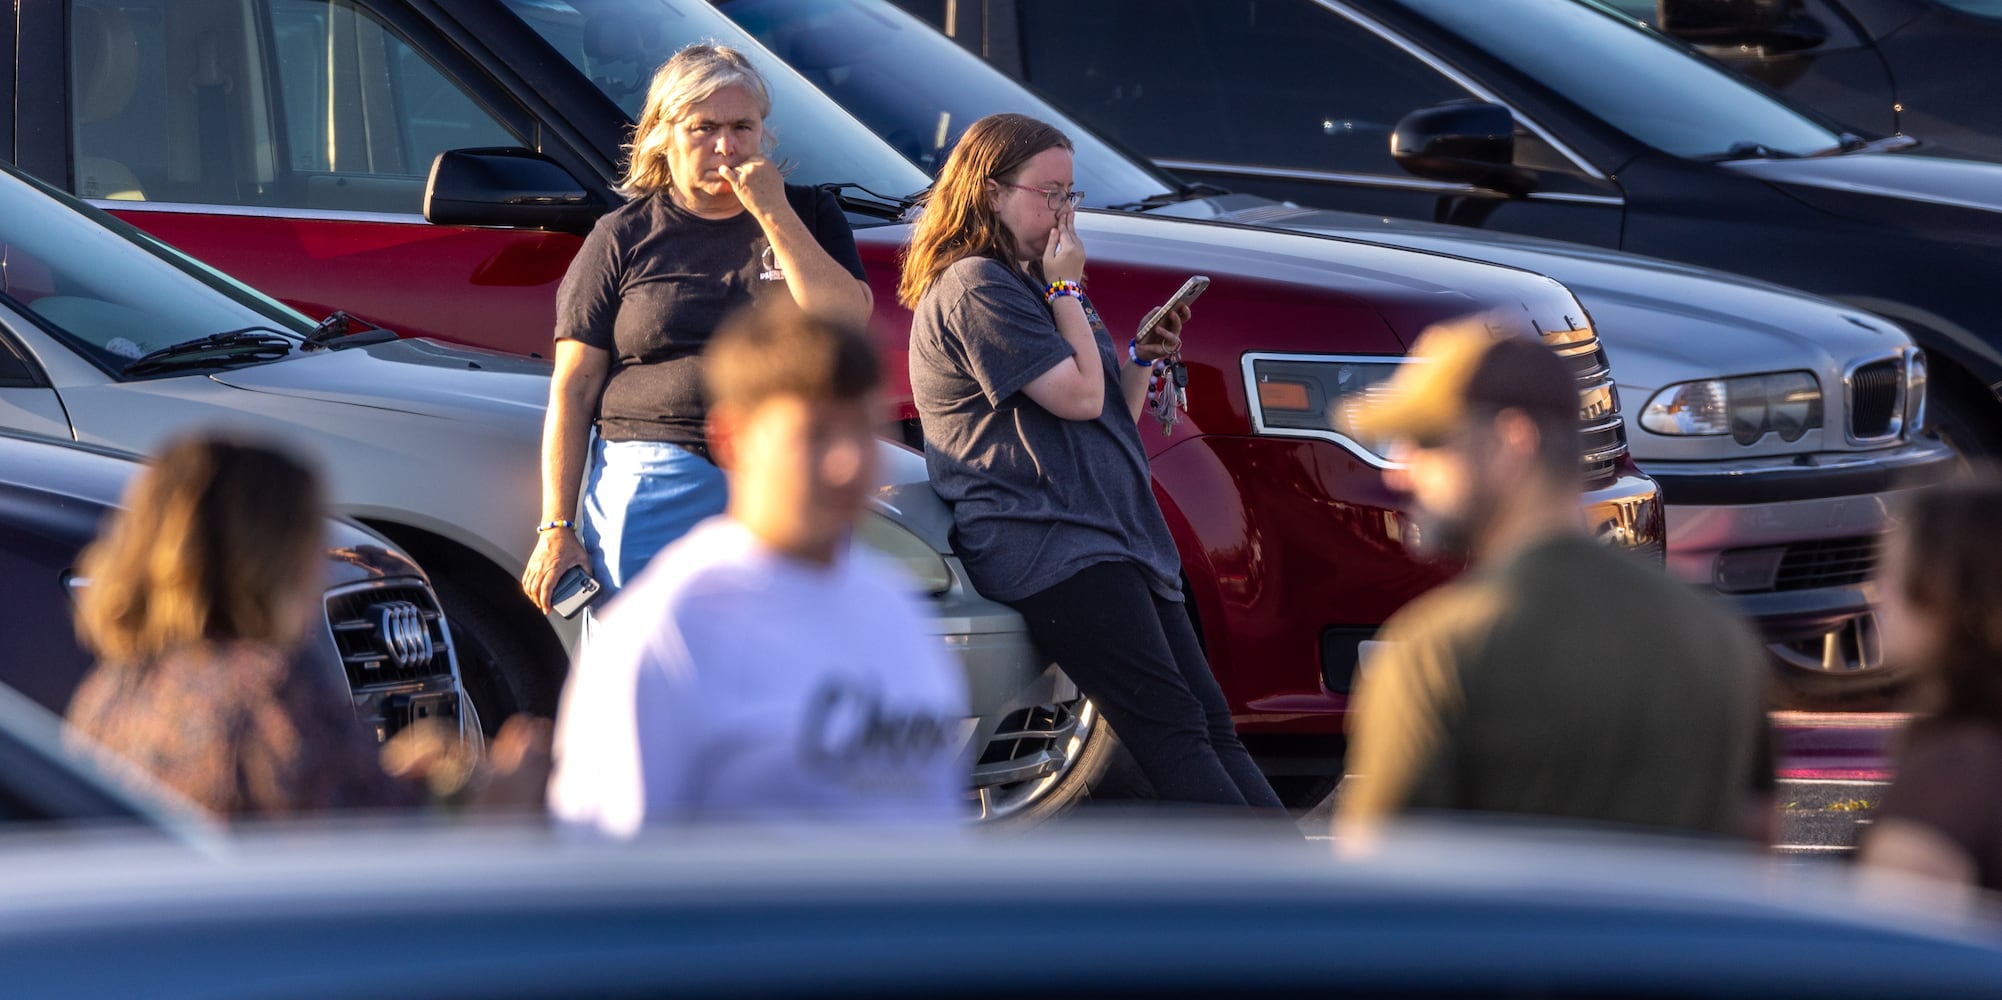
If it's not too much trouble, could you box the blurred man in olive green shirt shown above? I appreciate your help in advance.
[1334,317,1772,846]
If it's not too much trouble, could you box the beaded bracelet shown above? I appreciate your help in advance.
[1044,279,1083,304]
[1127,338,1158,368]
[536,519,577,533]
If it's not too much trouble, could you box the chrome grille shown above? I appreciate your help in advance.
[325,583,453,688]
[1547,335,1629,486]
[1849,359,1902,441]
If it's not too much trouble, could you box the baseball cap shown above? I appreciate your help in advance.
[1340,315,1578,447]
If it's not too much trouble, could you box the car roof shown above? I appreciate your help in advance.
[0,820,1994,997]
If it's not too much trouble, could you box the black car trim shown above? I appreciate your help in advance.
[1648,444,1961,506]
[0,0,13,167]
[1155,158,1628,206]
[17,1,64,185]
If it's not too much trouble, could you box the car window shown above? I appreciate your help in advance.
[497,0,934,202]
[1937,0,2002,16]
[1595,0,1865,48]
[1015,0,1477,176]
[717,0,1177,208]
[1403,0,1845,158]
[0,167,314,370]
[69,0,527,215]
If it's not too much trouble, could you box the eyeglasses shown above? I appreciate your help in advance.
[999,181,1084,210]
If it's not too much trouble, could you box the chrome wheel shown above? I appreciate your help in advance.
[970,697,1100,822]
[1771,612,1884,676]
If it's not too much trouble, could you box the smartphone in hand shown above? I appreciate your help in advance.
[1138,274,1210,342]
[551,565,603,619]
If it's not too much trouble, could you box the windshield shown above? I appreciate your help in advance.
[1938,0,2002,17]
[0,167,312,371]
[497,0,932,202]
[1397,0,1844,159]
[716,0,1178,208]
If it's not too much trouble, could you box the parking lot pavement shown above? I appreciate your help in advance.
[1298,711,1910,857]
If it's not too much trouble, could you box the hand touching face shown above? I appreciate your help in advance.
[664,84,767,209]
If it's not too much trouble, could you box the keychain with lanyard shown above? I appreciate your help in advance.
[1146,353,1188,436]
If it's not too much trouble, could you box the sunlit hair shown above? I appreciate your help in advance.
[75,433,325,663]
[706,304,880,412]
[1894,475,2002,724]
[898,113,1072,309]
[619,42,775,198]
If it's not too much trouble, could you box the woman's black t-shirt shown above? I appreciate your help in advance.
[555,184,867,447]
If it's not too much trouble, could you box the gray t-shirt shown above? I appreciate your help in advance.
[910,256,1182,602]
[555,185,866,447]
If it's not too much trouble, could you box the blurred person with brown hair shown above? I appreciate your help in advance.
[67,432,548,819]
[899,112,1280,811]
[1333,317,1772,846]
[1861,477,2002,893]
[547,307,965,834]
[522,42,872,617]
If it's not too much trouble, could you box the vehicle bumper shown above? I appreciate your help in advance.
[1645,437,1959,636]
[922,556,1080,791]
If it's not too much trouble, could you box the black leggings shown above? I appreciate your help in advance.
[1008,561,1283,810]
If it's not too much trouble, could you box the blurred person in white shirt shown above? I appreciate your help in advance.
[548,305,967,835]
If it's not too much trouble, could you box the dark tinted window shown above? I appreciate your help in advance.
[1017,0,1473,174]
[719,0,1175,208]
[1936,0,2002,16]
[1405,0,1843,157]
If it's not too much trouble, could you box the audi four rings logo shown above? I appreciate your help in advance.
[372,601,435,670]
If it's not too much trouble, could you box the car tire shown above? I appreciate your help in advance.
[432,576,563,736]
[1927,364,2002,463]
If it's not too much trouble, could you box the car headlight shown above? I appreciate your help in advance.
[1248,356,1407,460]
[855,512,952,597]
[1640,372,1822,445]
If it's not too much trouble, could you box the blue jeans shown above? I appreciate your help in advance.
[579,438,729,599]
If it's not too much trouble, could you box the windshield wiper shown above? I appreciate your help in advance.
[1813,133,1921,157]
[1106,181,1233,213]
[301,310,399,351]
[122,329,292,376]
[820,181,923,220]
[1703,141,1805,162]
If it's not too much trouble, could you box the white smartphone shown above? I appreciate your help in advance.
[1138,275,1211,341]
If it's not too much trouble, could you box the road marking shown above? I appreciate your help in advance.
[1775,844,1853,853]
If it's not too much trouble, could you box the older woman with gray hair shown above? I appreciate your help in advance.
[522,43,872,616]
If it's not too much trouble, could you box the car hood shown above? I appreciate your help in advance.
[1721,152,2002,247]
[1153,195,1903,373]
[209,338,552,422]
[1149,195,1913,458]
[0,431,419,589]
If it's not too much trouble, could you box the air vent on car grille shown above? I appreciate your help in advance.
[1546,336,1629,487]
[1776,535,1881,592]
[1850,359,1902,441]
[324,584,453,688]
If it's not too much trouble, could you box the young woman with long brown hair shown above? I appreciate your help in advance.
[1861,477,2002,892]
[901,113,1280,810]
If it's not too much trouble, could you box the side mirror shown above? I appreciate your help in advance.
[1657,0,1825,51]
[424,148,601,234]
[1390,101,1533,196]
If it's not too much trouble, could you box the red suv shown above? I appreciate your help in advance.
[14,0,1660,795]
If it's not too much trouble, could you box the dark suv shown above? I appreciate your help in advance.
[930,0,2002,459]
